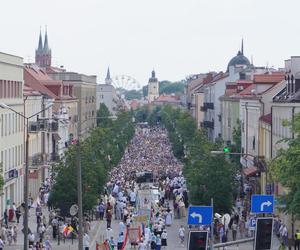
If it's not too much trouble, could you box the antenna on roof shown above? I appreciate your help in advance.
[241,38,244,55]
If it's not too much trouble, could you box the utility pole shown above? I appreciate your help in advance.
[76,121,83,250]
[210,198,214,250]
[24,119,29,250]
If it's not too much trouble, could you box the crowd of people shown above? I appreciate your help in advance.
[95,125,189,249]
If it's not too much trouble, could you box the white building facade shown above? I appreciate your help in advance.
[0,52,24,217]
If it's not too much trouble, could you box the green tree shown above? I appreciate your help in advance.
[229,120,242,168]
[156,105,236,213]
[97,103,112,127]
[49,112,135,215]
[271,113,300,218]
[124,90,142,100]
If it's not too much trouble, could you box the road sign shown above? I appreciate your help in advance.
[254,217,273,250]
[70,204,78,216]
[188,231,208,250]
[188,206,213,225]
[251,195,274,214]
[249,217,256,231]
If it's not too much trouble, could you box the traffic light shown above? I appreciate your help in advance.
[223,147,230,153]
[188,231,208,250]
[254,218,273,250]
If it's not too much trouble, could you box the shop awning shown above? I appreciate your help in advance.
[242,166,259,177]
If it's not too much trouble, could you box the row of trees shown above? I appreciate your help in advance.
[136,105,238,213]
[271,113,300,218]
[48,109,135,215]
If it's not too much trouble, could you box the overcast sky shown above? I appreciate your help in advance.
[1,0,300,87]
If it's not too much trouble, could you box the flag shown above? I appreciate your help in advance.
[63,225,74,237]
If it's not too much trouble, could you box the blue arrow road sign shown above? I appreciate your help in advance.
[251,195,274,214]
[187,206,213,225]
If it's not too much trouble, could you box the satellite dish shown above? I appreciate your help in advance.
[70,204,79,216]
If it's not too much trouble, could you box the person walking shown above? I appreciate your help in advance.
[156,234,162,250]
[16,208,21,224]
[0,236,4,250]
[98,201,105,220]
[44,236,52,250]
[117,232,124,250]
[12,225,17,244]
[3,210,8,227]
[83,232,90,250]
[295,229,300,250]
[161,229,167,248]
[232,222,237,241]
[178,225,185,245]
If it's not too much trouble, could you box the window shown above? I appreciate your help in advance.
[252,136,256,150]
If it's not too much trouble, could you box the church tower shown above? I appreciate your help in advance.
[35,28,52,67]
[105,67,112,85]
[147,70,159,102]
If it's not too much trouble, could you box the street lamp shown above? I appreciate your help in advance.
[0,102,53,250]
[76,115,118,250]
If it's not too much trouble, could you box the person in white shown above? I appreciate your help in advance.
[106,227,114,240]
[83,233,90,250]
[178,225,185,245]
[138,238,147,250]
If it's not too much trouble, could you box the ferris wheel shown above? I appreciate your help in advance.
[111,75,141,90]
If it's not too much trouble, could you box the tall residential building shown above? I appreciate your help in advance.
[49,72,97,138]
[0,52,24,217]
[24,64,78,158]
[147,70,159,102]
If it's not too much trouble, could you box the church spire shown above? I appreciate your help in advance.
[38,28,43,51]
[105,67,112,84]
[44,26,49,51]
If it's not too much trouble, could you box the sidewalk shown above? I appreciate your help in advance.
[4,199,102,250]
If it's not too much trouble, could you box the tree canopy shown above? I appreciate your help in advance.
[142,80,186,96]
[271,113,300,218]
[49,112,135,215]
[138,105,236,213]
[97,103,112,127]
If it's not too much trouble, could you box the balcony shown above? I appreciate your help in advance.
[28,153,43,166]
[203,102,214,110]
[48,121,59,132]
[200,106,207,112]
[28,122,39,132]
[38,120,48,131]
[4,169,18,183]
[50,152,59,161]
[202,121,214,129]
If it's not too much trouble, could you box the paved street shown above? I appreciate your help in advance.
[4,201,101,250]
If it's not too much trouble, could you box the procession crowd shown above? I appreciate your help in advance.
[96,126,189,249]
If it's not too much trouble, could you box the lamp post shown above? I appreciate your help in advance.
[76,115,117,250]
[0,102,53,250]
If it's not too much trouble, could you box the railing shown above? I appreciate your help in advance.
[48,121,59,132]
[204,102,214,109]
[203,120,214,129]
[30,153,43,166]
[214,237,254,249]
